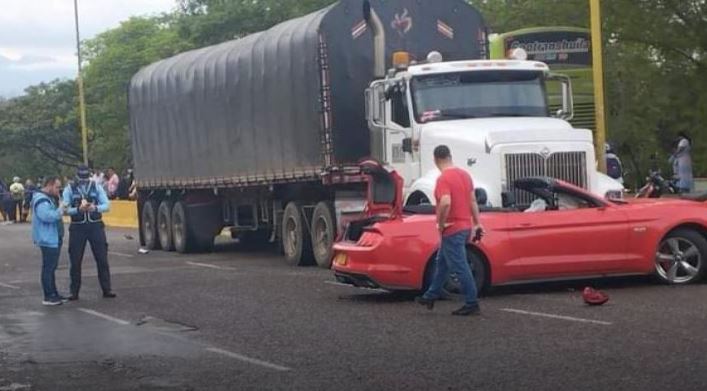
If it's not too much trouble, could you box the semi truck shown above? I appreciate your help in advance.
[129,0,623,268]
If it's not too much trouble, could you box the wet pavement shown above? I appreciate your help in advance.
[1,223,707,390]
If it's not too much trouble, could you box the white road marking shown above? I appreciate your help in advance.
[109,251,135,258]
[205,347,291,372]
[0,282,20,290]
[78,308,131,326]
[186,261,237,271]
[500,308,613,326]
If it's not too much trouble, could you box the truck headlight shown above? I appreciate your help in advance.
[605,190,624,200]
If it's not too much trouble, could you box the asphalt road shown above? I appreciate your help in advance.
[1,223,707,391]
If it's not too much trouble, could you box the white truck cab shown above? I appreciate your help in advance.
[366,51,623,207]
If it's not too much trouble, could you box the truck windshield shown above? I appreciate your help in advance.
[411,70,549,123]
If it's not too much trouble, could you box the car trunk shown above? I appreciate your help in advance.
[343,160,403,242]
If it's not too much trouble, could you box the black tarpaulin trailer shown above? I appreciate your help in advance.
[129,0,487,190]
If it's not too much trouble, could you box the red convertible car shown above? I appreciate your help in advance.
[332,162,707,293]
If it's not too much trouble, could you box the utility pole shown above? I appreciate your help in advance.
[73,0,89,166]
[590,0,607,173]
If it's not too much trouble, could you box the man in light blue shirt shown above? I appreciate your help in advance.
[32,177,67,306]
[62,165,116,300]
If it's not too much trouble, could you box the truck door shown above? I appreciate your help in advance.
[385,84,416,190]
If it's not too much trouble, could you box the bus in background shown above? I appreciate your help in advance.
[490,27,595,132]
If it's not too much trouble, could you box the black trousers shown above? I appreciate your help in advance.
[68,222,112,295]
[8,200,21,221]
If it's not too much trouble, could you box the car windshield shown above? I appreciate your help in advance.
[411,70,549,123]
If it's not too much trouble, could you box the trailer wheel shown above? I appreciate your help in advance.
[141,200,160,250]
[282,202,313,266]
[157,201,175,251]
[311,202,336,268]
[171,201,192,254]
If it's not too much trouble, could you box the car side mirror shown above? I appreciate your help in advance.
[402,138,413,153]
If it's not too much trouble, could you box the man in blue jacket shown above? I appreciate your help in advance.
[31,177,67,306]
[62,165,116,300]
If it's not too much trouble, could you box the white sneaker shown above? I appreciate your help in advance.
[42,298,63,306]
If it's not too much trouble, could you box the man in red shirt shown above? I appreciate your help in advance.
[416,145,484,316]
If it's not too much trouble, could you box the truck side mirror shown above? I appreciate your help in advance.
[365,82,386,128]
[402,138,413,153]
[384,85,395,101]
[548,73,574,121]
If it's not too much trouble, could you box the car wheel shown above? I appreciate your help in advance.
[448,250,488,295]
[311,202,335,269]
[423,249,488,295]
[655,229,707,284]
[281,202,313,266]
[141,200,160,250]
[157,201,175,251]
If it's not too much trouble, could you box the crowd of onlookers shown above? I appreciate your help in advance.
[0,168,136,224]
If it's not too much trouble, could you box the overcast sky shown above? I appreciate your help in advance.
[0,0,175,97]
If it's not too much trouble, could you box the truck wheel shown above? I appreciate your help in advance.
[141,200,160,250]
[311,202,335,268]
[157,201,175,251]
[281,202,313,266]
[171,201,192,254]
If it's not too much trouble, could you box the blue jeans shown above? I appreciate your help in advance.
[40,244,61,300]
[423,230,478,306]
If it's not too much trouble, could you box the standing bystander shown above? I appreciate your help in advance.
[670,132,694,193]
[22,179,36,223]
[415,145,485,316]
[9,177,25,223]
[63,165,116,300]
[31,177,67,306]
[106,168,120,200]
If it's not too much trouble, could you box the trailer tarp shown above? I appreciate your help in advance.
[129,0,486,189]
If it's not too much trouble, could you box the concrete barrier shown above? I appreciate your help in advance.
[104,201,139,229]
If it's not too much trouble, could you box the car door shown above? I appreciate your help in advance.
[505,201,631,281]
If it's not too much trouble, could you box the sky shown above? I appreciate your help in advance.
[0,0,175,97]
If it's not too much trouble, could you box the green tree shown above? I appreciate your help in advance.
[175,0,336,46]
[0,80,83,178]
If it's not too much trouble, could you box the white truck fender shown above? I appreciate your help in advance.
[406,172,438,206]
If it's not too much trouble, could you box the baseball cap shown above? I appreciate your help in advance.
[76,165,91,180]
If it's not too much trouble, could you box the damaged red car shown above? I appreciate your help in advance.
[332,161,707,293]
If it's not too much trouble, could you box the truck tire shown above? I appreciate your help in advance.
[311,201,336,268]
[281,202,313,266]
[157,201,175,251]
[141,200,160,250]
[171,201,193,254]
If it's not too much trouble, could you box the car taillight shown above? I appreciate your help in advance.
[357,230,383,247]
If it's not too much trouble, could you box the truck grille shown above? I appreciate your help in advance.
[505,152,588,206]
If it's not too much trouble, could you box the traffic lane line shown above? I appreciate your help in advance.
[185,261,237,271]
[108,251,135,259]
[500,308,613,326]
[0,282,21,290]
[205,347,291,372]
[78,307,291,372]
[78,308,131,326]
